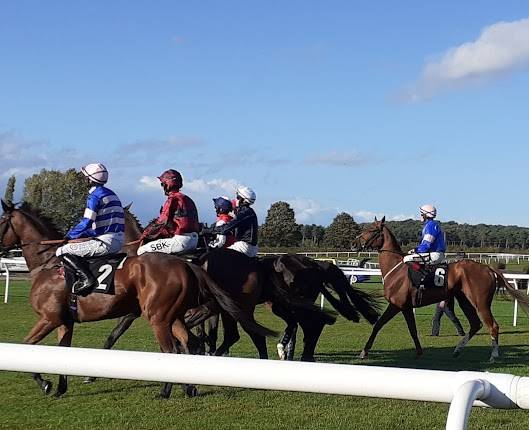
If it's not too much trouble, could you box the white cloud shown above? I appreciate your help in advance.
[184,178,239,195]
[305,150,365,167]
[287,198,339,224]
[354,210,416,223]
[137,176,160,190]
[404,17,529,101]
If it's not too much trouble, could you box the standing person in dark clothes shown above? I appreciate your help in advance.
[431,296,465,336]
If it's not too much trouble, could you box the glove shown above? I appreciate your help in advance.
[407,249,416,255]
[209,235,227,249]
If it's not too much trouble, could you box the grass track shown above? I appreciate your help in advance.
[1,279,528,430]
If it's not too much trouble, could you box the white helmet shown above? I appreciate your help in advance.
[81,163,108,184]
[420,204,437,219]
[236,185,256,205]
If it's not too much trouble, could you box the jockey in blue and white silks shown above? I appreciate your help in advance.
[403,204,446,265]
[56,163,125,258]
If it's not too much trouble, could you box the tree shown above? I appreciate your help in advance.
[324,212,359,250]
[23,169,87,233]
[260,201,302,247]
[3,175,16,204]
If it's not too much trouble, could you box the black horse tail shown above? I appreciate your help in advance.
[490,268,529,315]
[268,271,337,326]
[317,261,381,325]
[186,263,278,338]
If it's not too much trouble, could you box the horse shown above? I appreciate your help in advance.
[354,217,529,362]
[190,250,381,362]
[0,199,275,398]
[262,254,381,361]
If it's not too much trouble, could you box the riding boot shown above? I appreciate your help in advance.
[59,254,97,296]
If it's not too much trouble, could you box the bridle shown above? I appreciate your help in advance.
[0,212,17,256]
[357,224,404,257]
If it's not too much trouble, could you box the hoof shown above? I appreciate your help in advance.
[415,350,423,358]
[53,390,65,399]
[359,350,368,360]
[43,381,53,395]
[453,350,461,358]
[185,385,199,398]
[83,376,96,384]
[277,343,286,360]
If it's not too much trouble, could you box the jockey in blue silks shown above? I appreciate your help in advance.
[56,163,125,295]
[403,204,446,265]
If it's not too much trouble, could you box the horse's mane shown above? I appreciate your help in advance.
[383,224,403,253]
[18,202,63,239]
[124,206,144,232]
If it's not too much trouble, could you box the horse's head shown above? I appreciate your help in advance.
[0,199,21,251]
[353,216,386,251]
[273,254,308,286]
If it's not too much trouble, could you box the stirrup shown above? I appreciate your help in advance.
[72,279,97,297]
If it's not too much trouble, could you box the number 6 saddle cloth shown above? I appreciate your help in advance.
[63,253,128,295]
[407,263,449,290]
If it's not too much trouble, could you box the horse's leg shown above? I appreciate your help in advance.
[401,308,423,357]
[24,318,61,395]
[150,322,177,399]
[285,324,298,361]
[54,323,74,397]
[206,314,219,355]
[271,303,297,360]
[474,301,500,362]
[297,319,324,362]
[359,303,400,359]
[171,319,199,398]
[214,313,240,357]
[246,330,268,359]
[453,293,482,358]
[85,313,139,383]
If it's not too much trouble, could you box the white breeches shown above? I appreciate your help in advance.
[403,252,445,265]
[56,233,124,258]
[137,232,199,256]
[228,241,259,258]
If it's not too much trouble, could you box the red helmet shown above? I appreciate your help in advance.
[158,169,182,192]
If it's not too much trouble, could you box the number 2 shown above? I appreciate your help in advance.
[96,264,113,290]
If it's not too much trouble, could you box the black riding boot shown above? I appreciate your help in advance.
[60,254,97,296]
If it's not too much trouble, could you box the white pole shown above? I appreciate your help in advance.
[446,379,490,430]
[2,266,9,304]
[1,343,529,413]
[513,279,519,327]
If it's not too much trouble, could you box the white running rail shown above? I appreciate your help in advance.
[0,343,528,430]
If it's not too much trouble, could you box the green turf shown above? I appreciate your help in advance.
[1,279,528,430]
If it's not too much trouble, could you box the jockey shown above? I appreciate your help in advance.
[137,169,199,255]
[403,204,446,265]
[209,196,236,249]
[214,186,258,257]
[56,163,125,295]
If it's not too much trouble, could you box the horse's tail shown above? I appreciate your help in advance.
[186,263,278,338]
[268,271,337,326]
[490,268,529,315]
[316,261,381,325]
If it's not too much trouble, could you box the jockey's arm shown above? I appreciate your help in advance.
[67,194,99,239]
[215,209,251,235]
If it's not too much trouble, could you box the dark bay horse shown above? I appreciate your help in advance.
[355,217,529,362]
[193,250,380,362]
[0,200,274,398]
[263,254,381,360]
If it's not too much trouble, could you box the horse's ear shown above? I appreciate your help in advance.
[124,202,133,211]
[1,199,14,213]
[381,216,386,224]
[374,216,378,222]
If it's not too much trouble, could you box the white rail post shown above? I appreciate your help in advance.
[513,279,519,327]
[2,265,10,304]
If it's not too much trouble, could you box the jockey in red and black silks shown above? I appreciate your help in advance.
[209,196,236,249]
[137,169,200,256]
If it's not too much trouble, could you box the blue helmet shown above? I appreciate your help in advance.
[213,196,233,214]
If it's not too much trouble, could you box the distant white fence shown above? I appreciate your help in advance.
[0,343,528,430]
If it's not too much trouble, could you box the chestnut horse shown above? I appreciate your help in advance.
[0,200,274,398]
[355,217,529,362]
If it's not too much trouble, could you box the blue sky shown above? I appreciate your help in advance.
[1,1,529,227]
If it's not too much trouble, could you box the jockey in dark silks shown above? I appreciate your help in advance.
[56,163,125,295]
[209,197,236,249]
[214,186,258,257]
[137,169,200,255]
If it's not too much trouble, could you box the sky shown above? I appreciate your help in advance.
[2,1,529,227]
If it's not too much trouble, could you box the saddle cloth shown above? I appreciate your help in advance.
[64,253,127,295]
[407,263,448,290]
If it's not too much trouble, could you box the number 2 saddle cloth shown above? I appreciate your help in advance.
[63,253,128,295]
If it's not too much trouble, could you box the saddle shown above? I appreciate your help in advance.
[64,253,127,296]
[407,263,448,290]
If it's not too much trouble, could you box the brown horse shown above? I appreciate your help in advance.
[355,217,529,362]
[0,199,274,398]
